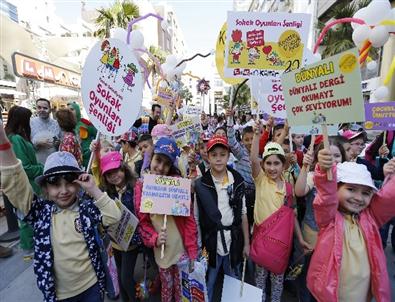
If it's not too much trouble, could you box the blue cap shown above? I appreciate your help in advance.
[153,137,180,164]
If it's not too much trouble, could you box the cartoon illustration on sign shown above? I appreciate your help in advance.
[248,47,260,65]
[312,112,326,124]
[98,40,111,72]
[230,30,243,64]
[107,47,121,81]
[121,63,138,92]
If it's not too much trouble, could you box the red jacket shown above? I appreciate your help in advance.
[134,180,198,261]
[307,165,395,302]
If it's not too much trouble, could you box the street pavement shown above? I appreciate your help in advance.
[1,221,395,301]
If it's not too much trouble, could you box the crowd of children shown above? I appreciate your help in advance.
[1,108,395,302]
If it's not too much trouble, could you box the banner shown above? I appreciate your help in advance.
[282,48,365,126]
[107,200,139,251]
[81,38,143,136]
[291,124,338,136]
[224,12,311,79]
[170,117,202,148]
[364,101,395,130]
[140,175,191,216]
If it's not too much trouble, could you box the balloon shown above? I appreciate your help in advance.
[165,55,177,67]
[367,60,377,71]
[161,20,169,31]
[174,62,186,77]
[352,8,368,29]
[166,69,176,81]
[130,30,144,49]
[161,63,170,75]
[363,0,391,25]
[110,27,127,41]
[369,25,390,47]
[352,24,371,46]
[373,85,389,100]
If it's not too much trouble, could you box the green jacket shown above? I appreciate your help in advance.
[8,134,43,195]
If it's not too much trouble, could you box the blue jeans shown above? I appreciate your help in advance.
[207,254,237,302]
[59,283,103,302]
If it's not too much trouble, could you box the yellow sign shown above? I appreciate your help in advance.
[215,23,243,85]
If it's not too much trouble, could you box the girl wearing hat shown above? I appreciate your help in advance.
[134,137,198,302]
[250,120,311,302]
[100,151,142,302]
[307,149,395,301]
[0,122,122,301]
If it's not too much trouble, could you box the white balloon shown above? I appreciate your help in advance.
[352,7,368,29]
[165,55,177,67]
[166,69,176,81]
[352,24,371,46]
[369,25,390,47]
[385,8,395,34]
[110,27,127,41]
[161,63,170,74]
[364,0,391,25]
[161,20,169,31]
[130,30,144,49]
[367,60,378,71]
[373,85,389,100]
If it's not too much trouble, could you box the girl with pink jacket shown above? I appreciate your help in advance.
[307,148,395,302]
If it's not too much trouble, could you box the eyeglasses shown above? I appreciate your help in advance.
[45,173,80,185]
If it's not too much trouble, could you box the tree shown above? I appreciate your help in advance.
[148,45,168,83]
[178,84,193,105]
[94,0,140,38]
[317,0,377,59]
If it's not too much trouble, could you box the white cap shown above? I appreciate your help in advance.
[336,162,377,191]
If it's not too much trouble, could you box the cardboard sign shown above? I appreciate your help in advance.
[170,117,202,148]
[81,38,143,136]
[184,105,202,117]
[107,200,139,251]
[156,86,176,107]
[292,124,338,136]
[224,12,311,79]
[215,23,244,85]
[364,101,395,130]
[282,48,365,126]
[141,175,191,216]
[221,275,262,302]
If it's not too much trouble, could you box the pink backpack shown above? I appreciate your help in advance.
[250,182,295,274]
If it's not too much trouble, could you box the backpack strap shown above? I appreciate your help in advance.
[284,182,294,208]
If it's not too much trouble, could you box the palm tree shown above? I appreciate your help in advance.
[94,0,140,38]
[318,0,377,59]
[148,45,168,83]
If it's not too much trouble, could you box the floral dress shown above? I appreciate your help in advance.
[59,132,83,167]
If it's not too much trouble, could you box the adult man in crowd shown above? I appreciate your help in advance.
[30,98,62,164]
[133,104,162,134]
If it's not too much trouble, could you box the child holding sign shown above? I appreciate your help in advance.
[135,137,198,302]
[100,151,142,302]
[194,135,250,302]
[307,149,395,301]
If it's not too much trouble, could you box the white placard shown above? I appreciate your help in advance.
[221,275,262,302]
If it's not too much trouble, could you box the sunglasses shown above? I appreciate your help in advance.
[45,173,80,185]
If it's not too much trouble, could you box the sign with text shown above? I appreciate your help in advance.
[81,38,143,136]
[170,117,202,148]
[107,200,139,251]
[141,175,191,216]
[282,48,365,126]
[184,105,202,117]
[224,12,311,79]
[364,101,395,130]
[12,52,80,89]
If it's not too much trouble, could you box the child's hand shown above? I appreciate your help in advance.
[303,150,314,167]
[156,227,167,247]
[383,158,395,177]
[288,152,297,165]
[253,119,262,135]
[74,174,103,200]
[379,144,390,158]
[317,149,333,171]
[266,116,274,129]
[89,140,100,153]
[300,240,314,254]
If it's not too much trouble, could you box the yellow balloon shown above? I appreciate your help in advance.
[215,23,243,85]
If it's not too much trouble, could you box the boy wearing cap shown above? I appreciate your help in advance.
[308,148,395,302]
[194,135,250,302]
[0,122,122,301]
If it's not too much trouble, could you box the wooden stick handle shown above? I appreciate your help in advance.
[240,257,247,297]
[160,215,167,259]
[383,130,387,147]
[322,124,333,181]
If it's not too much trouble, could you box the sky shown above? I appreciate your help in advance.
[54,0,233,54]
